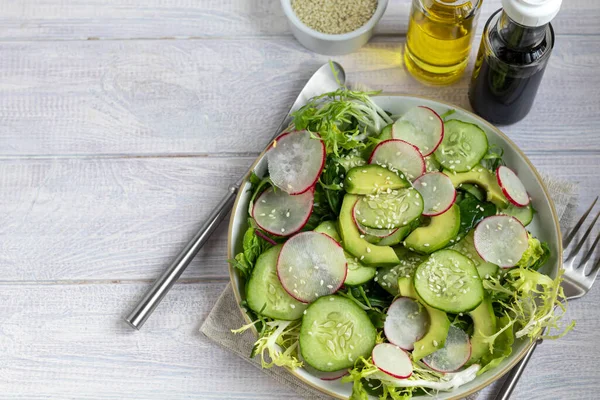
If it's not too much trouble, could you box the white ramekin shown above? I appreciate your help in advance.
[280,0,389,55]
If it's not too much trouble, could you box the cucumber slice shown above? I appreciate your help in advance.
[354,188,424,229]
[414,249,484,313]
[379,123,394,141]
[344,253,376,286]
[377,224,413,246]
[246,245,308,320]
[300,295,377,371]
[502,203,534,226]
[376,248,426,295]
[435,120,488,173]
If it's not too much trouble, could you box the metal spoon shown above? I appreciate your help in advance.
[125,62,346,330]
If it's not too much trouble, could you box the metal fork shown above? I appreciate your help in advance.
[494,197,600,400]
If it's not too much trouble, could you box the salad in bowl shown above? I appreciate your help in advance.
[228,88,572,399]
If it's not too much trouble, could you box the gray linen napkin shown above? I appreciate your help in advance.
[200,174,577,400]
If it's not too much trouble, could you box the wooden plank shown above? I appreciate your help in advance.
[0,281,597,399]
[0,36,599,157]
[0,156,248,282]
[0,0,596,40]
[0,153,597,283]
[0,282,298,399]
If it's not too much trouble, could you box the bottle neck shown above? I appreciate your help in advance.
[496,10,548,49]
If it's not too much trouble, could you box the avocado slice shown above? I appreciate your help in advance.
[404,204,460,254]
[314,220,341,242]
[468,296,497,364]
[398,277,451,361]
[338,194,400,266]
[445,165,508,208]
[344,165,409,195]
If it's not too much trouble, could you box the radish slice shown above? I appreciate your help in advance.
[252,187,314,237]
[369,139,426,181]
[473,215,529,268]
[277,232,347,303]
[413,172,456,216]
[352,201,398,238]
[392,106,444,156]
[372,343,413,379]
[267,130,326,195]
[384,298,429,351]
[496,166,530,207]
[422,326,471,373]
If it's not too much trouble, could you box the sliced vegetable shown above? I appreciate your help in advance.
[267,130,325,194]
[376,249,426,295]
[372,343,413,379]
[345,164,409,195]
[392,106,444,156]
[353,188,423,229]
[300,295,377,371]
[435,120,488,172]
[503,203,534,226]
[252,186,314,236]
[414,249,484,313]
[413,172,456,216]
[369,139,425,180]
[298,352,348,380]
[277,232,347,303]
[422,325,471,373]
[353,205,398,238]
[473,215,529,268]
[246,245,308,320]
[496,166,530,207]
[384,297,429,351]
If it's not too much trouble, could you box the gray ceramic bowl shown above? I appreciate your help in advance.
[280,0,388,55]
[228,95,562,400]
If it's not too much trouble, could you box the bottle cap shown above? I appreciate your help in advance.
[501,0,562,27]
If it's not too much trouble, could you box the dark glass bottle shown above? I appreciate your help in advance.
[468,9,555,125]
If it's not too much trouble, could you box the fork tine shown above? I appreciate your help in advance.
[579,233,600,271]
[563,196,598,249]
[566,209,600,264]
[586,255,600,282]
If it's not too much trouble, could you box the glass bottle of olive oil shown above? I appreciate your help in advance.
[404,0,482,85]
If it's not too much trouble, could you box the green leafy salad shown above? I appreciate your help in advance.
[229,87,573,399]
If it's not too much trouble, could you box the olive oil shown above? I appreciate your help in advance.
[404,0,482,85]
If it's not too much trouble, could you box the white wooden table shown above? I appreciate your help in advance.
[0,1,598,399]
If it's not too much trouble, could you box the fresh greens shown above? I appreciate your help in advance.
[484,267,575,341]
[292,88,393,156]
[229,224,274,279]
[232,318,302,369]
[455,192,496,239]
[516,234,551,271]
